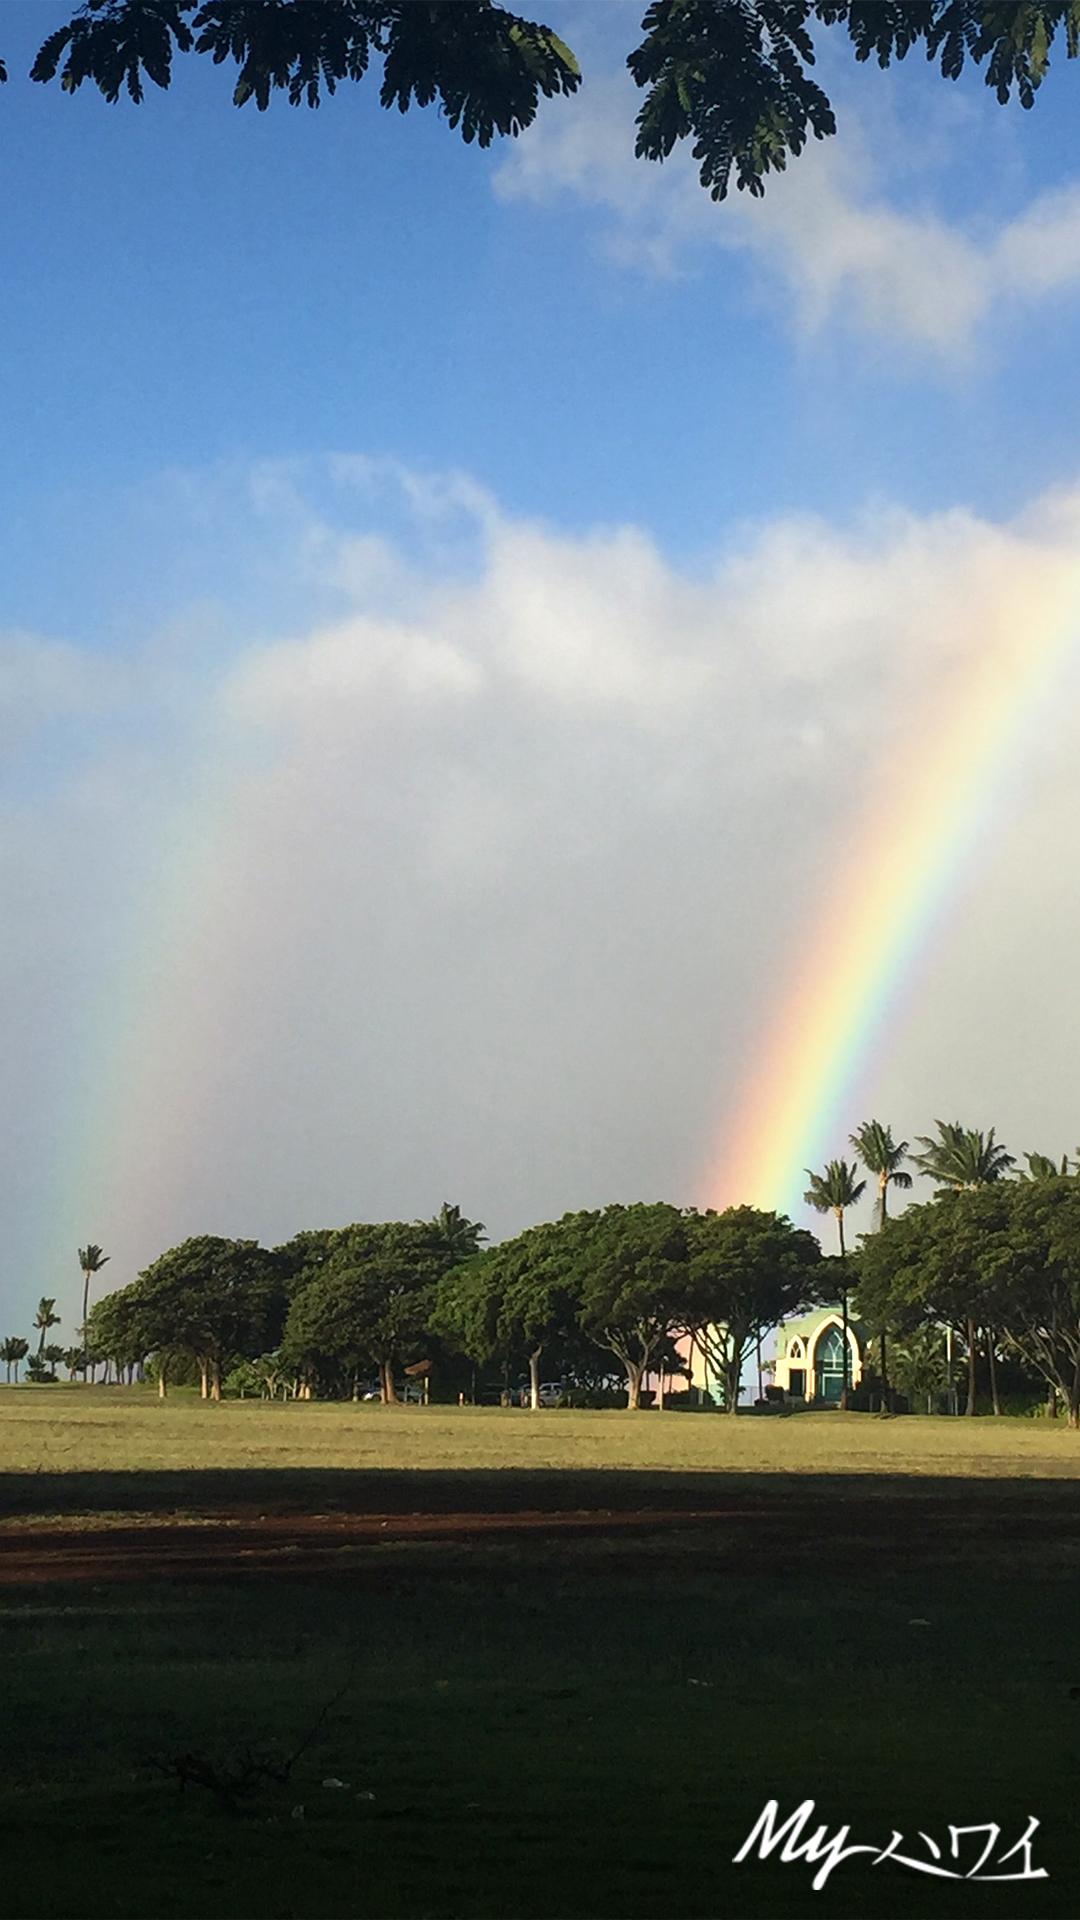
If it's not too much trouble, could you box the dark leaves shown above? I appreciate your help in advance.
[28,0,580,131]
[192,1,382,110]
[18,1,1080,195]
[30,2,196,102]
[629,0,835,202]
[629,2,1080,199]
[379,3,579,145]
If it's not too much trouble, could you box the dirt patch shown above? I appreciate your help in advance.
[0,1491,1070,1583]
[0,1508,745,1581]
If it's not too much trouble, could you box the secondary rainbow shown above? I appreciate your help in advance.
[708,550,1080,1218]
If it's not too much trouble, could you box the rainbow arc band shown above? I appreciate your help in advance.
[710,558,1080,1217]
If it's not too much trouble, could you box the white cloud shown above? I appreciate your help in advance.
[493,73,1080,352]
[5,462,1080,1321]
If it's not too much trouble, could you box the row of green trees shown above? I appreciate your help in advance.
[8,1117,1077,1417]
[1,1246,114,1383]
[1,1296,73,1383]
[72,1202,826,1411]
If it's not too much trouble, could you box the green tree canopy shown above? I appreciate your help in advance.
[433,1212,590,1407]
[856,1184,1021,1416]
[282,1219,445,1401]
[575,1201,690,1409]
[94,1235,285,1399]
[989,1174,1080,1425]
[8,3,1076,200]
[857,1188,1013,1330]
[271,1227,341,1297]
[682,1204,820,1413]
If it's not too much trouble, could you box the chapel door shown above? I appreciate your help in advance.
[815,1326,845,1402]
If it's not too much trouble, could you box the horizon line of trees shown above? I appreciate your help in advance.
[6,1116,1080,1417]
[3,1200,827,1412]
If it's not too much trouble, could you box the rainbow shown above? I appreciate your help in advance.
[708,544,1080,1219]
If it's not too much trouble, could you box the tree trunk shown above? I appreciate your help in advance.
[965,1319,977,1416]
[1070,1354,1080,1430]
[210,1357,221,1402]
[528,1347,542,1411]
[158,1358,168,1399]
[381,1358,398,1404]
[840,1283,850,1411]
[624,1360,643,1409]
[199,1358,209,1400]
[724,1349,740,1415]
[880,1328,889,1413]
[1048,1383,1058,1419]
[656,1362,665,1412]
[986,1329,1001,1416]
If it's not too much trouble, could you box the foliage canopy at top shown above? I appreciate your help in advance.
[7,2,1080,199]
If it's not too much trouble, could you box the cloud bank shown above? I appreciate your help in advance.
[3,460,1080,1324]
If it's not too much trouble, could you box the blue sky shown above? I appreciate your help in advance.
[5,1,1080,1328]
[4,0,1080,615]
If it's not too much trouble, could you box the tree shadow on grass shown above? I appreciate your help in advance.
[1,1468,1079,1587]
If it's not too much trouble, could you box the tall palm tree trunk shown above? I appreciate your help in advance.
[986,1329,1001,1415]
[837,1210,849,1411]
[965,1318,977,1416]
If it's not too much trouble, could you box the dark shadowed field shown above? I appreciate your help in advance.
[1,1391,1077,1918]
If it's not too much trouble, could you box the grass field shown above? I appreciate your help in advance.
[4,1383,1080,1477]
[1,1387,1078,1919]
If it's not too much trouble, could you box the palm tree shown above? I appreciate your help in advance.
[0,1336,28,1382]
[426,1203,486,1262]
[1020,1151,1072,1180]
[32,1297,60,1354]
[910,1121,1015,1417]
[77,1245,109,1373]
[849,1120,913,1405]
[910,1121,1014,1193]
[849,1119,913,1228]
[804,1159,866,1409]
[804,1159,867,1259]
